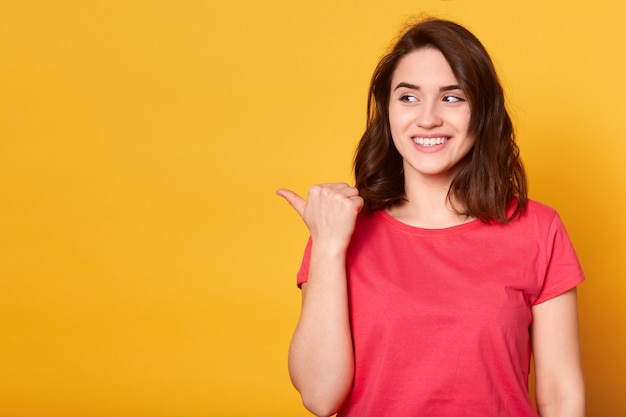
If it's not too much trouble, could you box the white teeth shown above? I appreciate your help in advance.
[413,137,447,146]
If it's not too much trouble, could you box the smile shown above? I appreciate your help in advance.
[413,137,448,146]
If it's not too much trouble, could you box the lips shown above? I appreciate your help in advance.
[412,136,448,146]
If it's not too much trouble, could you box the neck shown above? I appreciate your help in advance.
[387,171,472,229]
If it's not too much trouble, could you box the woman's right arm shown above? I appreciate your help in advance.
[277,184,363,417]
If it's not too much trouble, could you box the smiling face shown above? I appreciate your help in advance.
[388,47,475,184]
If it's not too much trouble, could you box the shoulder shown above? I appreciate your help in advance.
[352,210,386,236]
[508,200,576,248]
[512,199,560,226]
[485,199,565,244]
[527,198,557,213]
[349,209,406,249]
[525,199,559,219]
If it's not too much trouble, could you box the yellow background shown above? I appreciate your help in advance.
[1,1,624,416]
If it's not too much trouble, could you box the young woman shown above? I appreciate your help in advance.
[277,18,585,417]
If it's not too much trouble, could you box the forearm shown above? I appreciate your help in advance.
[536,394,585,417]
[532,289,585,417]
[288,247,354,417]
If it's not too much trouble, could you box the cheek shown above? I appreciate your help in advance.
[388,108,413,132]
[461,109,473,132]
[387,109,400,137]
[459,137,476,161]
[451,108,472,129]
[465,137,477,151]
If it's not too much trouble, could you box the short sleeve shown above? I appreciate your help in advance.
[296,237,312,288]
[533,213,585,305]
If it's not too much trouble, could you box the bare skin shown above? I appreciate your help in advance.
[278,47,584,416]
[277,184,362,416]
[279,182,585,417]
[532,288,586,417]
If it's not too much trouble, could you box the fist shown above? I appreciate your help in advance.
[277,183,364,252]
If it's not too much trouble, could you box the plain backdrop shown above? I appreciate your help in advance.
[1,1,624,416]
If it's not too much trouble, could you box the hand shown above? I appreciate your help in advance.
[277,183,364,253]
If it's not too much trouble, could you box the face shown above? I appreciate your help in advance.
[388,47,474,183]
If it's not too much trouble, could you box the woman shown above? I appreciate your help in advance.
[277,18,585,417]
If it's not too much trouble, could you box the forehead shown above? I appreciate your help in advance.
[391,48,458,85]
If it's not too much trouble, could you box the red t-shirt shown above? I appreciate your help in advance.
[297,200,584,416]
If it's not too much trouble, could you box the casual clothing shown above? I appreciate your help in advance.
[297,200,584,417]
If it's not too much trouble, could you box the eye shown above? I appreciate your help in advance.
[442,95,465,103]
[399,94,418,103]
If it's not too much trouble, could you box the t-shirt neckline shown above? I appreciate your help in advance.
[375,209,484,237]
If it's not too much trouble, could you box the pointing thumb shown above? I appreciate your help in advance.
[276,189,306,218]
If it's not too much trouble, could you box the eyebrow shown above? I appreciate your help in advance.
[393,82,462,92]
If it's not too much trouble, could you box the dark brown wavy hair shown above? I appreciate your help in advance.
[354,18,527,223]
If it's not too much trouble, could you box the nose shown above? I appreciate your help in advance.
[415,102,443,129]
